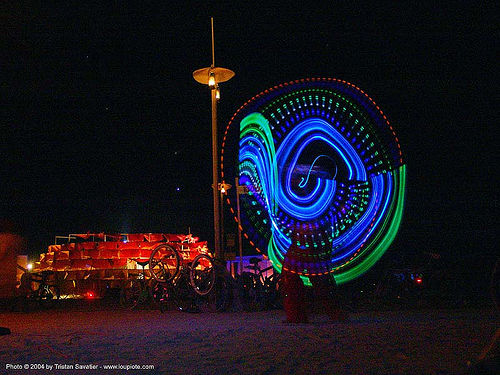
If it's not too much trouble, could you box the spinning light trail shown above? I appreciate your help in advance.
[221,78,406,284]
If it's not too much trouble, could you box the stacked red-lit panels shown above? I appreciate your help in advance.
[34,233,209,272]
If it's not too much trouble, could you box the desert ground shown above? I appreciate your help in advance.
[0,304,498,375]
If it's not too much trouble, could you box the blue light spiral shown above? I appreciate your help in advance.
[223,78,406,283]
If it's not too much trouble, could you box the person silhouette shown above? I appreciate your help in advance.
[282,232,347,323]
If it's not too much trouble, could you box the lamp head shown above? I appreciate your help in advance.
[208,71,216,88]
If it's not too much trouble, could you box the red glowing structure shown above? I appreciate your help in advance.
[29,233,210,298]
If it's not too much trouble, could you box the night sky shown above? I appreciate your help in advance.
[2,2,497,269]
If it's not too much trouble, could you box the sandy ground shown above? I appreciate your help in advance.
[0,306,498,375]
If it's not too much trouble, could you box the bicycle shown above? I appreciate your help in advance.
[121,259,157,309]
[23,270,62,309]
[237,257,282,311]
[192,255,233,313]
[148,243,224,312]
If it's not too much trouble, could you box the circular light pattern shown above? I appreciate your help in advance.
[221,78,406,284]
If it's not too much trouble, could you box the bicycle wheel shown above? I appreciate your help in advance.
[171,273,201,313]
[238,272,262,311]
[190,254,215,296]
[201,273,233,312]
[149,244,180,283]
[122,278,148,309]
[151,281,169,313]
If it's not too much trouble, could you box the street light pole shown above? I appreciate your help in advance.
[210,84,220,258]
[193,18,234,259]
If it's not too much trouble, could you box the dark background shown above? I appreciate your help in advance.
[1,2,497,281]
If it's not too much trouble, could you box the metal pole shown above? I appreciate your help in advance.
[236,177,243,274]
[211,17,215,67]
[193,18,234,260]
[211,17,219,259]
[220,189,224,259]
[211,87,221,259]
